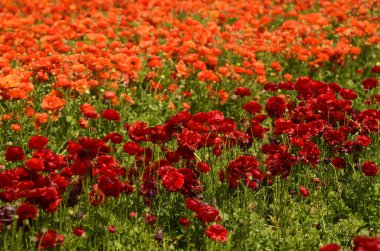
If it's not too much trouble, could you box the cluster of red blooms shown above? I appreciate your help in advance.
[1,75,378,247]
[319,235,380,251]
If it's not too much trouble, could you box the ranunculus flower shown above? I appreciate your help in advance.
[197,162,211,173]
[243,101,262,115]
[299,186,310,197]
[101,109,121,122]
[319,243,341,251]
[362,161,379,176]
[107,225,116,233]
[362,78,379,89]
[35,230,64,250]
[17,202,38,222]
[25,157,44,172]
[73,227,85,237]
[234,87,251,97]
[265,96,286,118]
[339,88,358,100]
[162,170,184,192]
[28,135,49,149]
[205,224,228,242]
[353,235,380,251]
[5,146,25,161]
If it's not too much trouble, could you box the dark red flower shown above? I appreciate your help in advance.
[234,87,251,97]
[98,175,123,197]
[197,162,211,173]
[362,78,379,89]
[371,65,380,73]
[101,109,121,122]
[362,161,379,176]
[35,229,64,250]
[339,88,358,100]
[319,243,341,251]
[145,214,157,225]
[123,142,143,155]
[28,136,49,149]
[205,224,228,242]
[5,146,25,161]
[324,129,345,145]
[353,235,380,251]
[265,96,286,118]
[243,101,262,115]
[128,121,148,142]
[196,204,220,224]
[331,157,346,169]
[264,82,278,92]
[17,202,38,222]
[177,129,202,151]
[102,133,123,144]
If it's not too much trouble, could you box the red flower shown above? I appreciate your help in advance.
[234,87,251,97]
[196,204,221,224]
[25,157,44,172]
[299,186,310,197]
[243,101,262,115]
[98,175,123,197]
[265,96,286,118]
[28,136,49,149]
[179,217,190,227]
[339,88,358,100]
[362,161,379,176]
[205,224,228,242]
[324,129,345,145]
[16,202,38,222]
[128,121,148,142]
[101,109,121,122]
[145,214,157,225]
[177,129,202,151]
[123,142,142,155]
[371,65,380,73]
[35,229,64,250]
[73,227,85,237]
[197,162,211,173]
[319,243,341,251]
[162,170,184,192]
[107,225,117,233]
[353,235,380,251]
[103,132,123,144]
[362,78,379,89]
[5,146,25,161]
[331,157,346,169]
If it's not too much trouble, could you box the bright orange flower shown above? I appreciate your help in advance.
[41,90,66,113]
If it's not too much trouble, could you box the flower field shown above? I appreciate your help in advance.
[0,0,379,250]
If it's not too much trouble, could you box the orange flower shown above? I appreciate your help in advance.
[78,118,89,128]
[182,102,191,111]
[270,62,282,72]
[284,73,293,81]
[41,90,66,113]
[10,124,21,132]
[218,90,229,104]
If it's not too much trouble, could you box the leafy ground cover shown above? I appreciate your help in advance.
[0,0,379,250]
